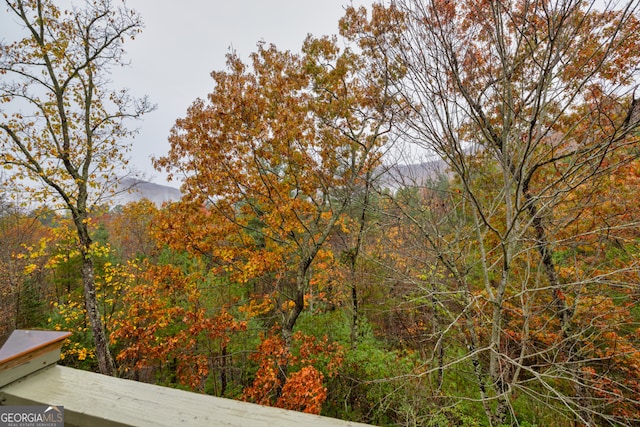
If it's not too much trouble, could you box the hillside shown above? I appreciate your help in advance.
[108,162,447,208]
[111,178,182,206]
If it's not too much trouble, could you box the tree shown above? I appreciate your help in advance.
[106,199,159,261]
[242,329,343,414]
[155,32,399,394]
[112,261,246,392]
[374,0,640,424]
[0,0,153,375]
[0,197,52,334]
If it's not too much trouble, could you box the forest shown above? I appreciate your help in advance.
[1,0,640,426]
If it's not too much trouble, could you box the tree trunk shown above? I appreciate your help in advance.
[81,252,115,376]
[276,277,305,397]
[220,344,228,396]
[75,210,115,376]
[350,283,358,349]
[349,176,371,349]
[526,198,595,426]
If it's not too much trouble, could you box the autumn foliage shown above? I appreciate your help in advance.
[242,330,343,414]
[112,262,246,391]
[2,0,640,425]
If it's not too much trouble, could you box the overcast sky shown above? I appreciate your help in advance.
[108,0,373,186]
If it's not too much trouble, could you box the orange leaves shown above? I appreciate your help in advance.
[152,25,395,398]
[158,44,318,215]
[339,3,405,48]
[111,262,245,391]
[242,330,344,414]
[276,366,327,414]
[242,334,288,406]
[560,8,640,86]
[107,199,159,260]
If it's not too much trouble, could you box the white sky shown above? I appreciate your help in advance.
[110,0,373,186]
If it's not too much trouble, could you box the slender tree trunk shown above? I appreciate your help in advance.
[430,285,444,393]
[525,197,595,426]
[80,252,114,376]
[220,344,228,396]
[75,210,115,376]
[276,272,306,396]
[528,206,570,327]
[350,175,371,349]
[14,286,21,330]
[489,266,511,426]
[463,307,494,424]
[344,249,360,349]
[350,283,358,348]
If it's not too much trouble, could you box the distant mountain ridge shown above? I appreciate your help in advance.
[111,177,182,206]
[109,160,448,207]
[378,159,449,191]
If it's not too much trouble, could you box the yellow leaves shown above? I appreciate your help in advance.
[215,248,235,264]
[76,347,88,361]
[88,241,111,258]
[103,273,113,285]
[20,236,51,260]
[2,153,16,163]
[240,295,275,317]
[335,215,353,235]
[44,255,60,269]
[558,265,578,280]
[1,0,150,225]
[23,263,38,275]
[61,342,94,364]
